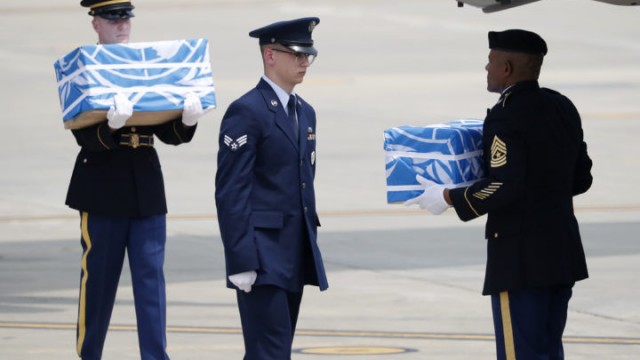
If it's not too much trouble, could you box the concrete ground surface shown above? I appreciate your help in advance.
[1,0,639,359]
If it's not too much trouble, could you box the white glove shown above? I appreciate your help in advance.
[228,270,257,293]
[404,175,450,215]
[181,93,208,127]
[106,93,133,130]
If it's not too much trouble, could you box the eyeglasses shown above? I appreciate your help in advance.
[270,48,317,65]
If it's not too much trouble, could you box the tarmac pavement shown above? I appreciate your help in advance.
[1,0,639,359]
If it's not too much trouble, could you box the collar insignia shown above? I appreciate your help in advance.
[501,92,512,108]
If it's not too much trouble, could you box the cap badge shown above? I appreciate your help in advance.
[309,21,317,32]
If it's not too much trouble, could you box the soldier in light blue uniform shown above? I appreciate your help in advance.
[215,17,328,360]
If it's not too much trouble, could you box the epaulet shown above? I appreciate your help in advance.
[541,87,560,95]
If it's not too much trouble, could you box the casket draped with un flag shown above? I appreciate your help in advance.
[384,119,485,203]
[54,38,216,129]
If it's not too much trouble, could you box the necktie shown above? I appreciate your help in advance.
[287,94,299,140]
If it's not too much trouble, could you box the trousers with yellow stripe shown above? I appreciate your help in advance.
[491,285,573,360]
[76,212,169,360]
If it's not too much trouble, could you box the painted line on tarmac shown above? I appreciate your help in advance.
[293,346,417,355]
[2,204,640,223]
[0,322,639,346]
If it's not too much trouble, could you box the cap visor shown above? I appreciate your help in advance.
[287,45,317,56]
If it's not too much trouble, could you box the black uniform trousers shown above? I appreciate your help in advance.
[491,284,573,360]
[76,212,169,360]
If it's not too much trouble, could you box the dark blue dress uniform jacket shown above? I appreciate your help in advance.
[215,79,328,292]
[66,119,196,217]
[449,81,593,295]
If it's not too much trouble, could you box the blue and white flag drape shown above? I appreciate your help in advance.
[54,38,216,127]
[384,119,485,203]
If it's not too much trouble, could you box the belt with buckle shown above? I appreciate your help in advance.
[119,133,154,149]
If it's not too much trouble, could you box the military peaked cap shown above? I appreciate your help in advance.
[80,0,135,20]
[489,29,547,56]
[249,17,320,55]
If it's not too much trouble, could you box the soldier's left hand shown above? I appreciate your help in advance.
[181,93,210,126]
[404,175,450,215]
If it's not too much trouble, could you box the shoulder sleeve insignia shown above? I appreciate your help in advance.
[490,135,507,168]
[223,134,248,151]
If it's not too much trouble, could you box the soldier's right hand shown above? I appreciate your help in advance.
[107,93,133,130]
[404,175,451,215]
[229,270,257,293]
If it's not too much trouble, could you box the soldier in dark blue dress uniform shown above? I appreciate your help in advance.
[68,1,207,359]
[215,17,328,360]
[406,29,593,360]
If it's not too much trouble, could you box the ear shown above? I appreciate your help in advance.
[91,18,99,33]
[503,59,514,77]
[263,47,276,66]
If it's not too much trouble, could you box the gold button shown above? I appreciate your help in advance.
[131,127,137,133]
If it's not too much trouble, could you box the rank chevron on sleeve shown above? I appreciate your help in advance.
[224,134,248,151]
